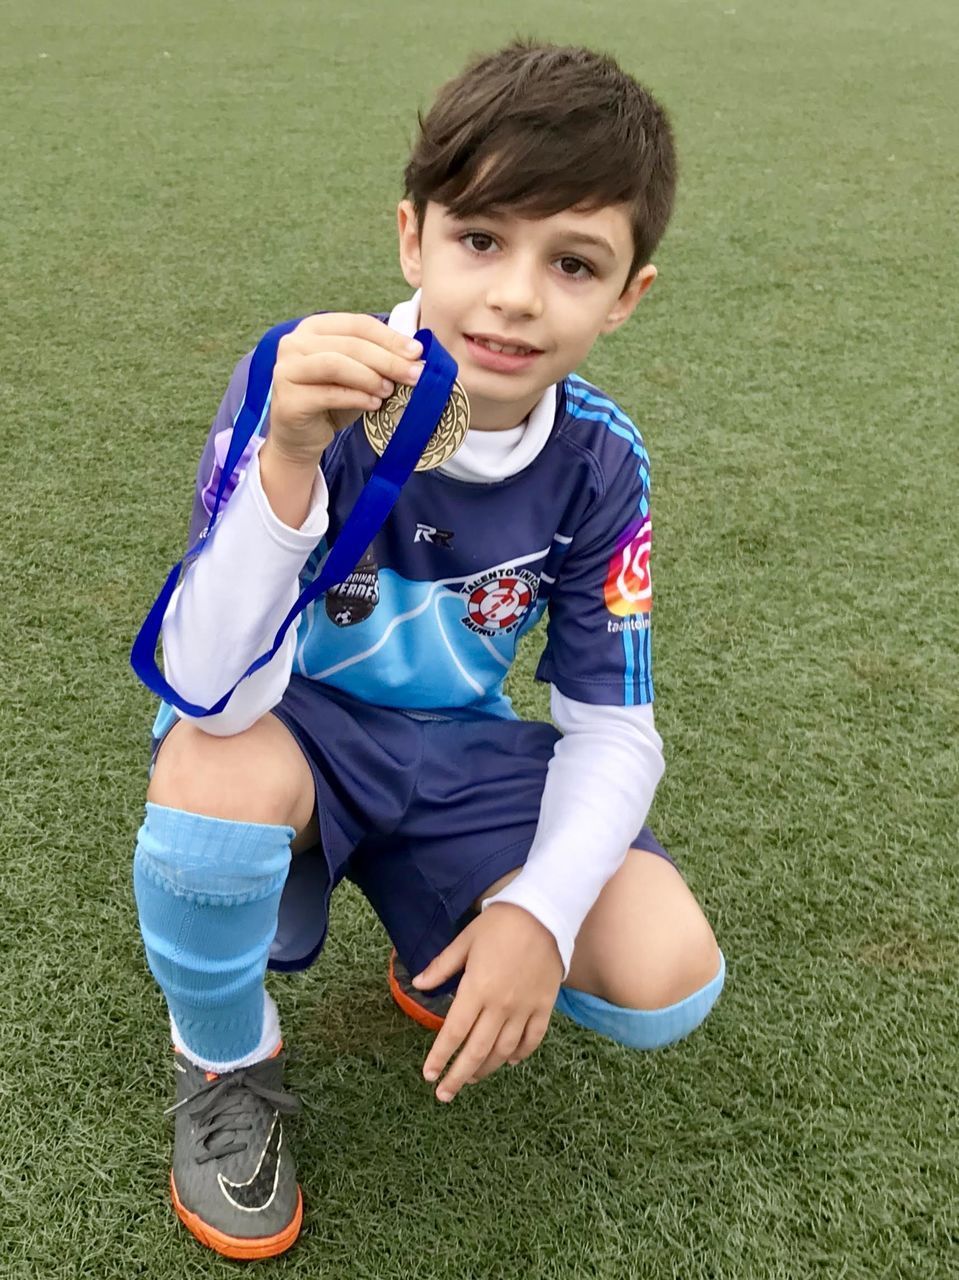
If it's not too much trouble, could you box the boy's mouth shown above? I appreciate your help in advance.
[468,333,542,355]
[464,333,544,373]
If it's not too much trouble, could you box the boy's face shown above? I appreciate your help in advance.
[397,199,656,430]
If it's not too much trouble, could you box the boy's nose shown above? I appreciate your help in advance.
[484,263,544,321]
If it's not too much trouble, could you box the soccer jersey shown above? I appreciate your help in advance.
[172,330,653,723]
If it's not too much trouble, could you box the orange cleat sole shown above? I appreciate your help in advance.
[388,948,447,1032]
[170,1171,303,1259]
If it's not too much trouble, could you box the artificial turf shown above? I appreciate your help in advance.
[1,0,956,1275]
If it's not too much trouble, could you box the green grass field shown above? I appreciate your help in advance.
[2,0,957,1275]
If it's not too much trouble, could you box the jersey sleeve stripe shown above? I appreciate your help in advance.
[565,378,649,450]
[565,396,650,459]
[621,627,636,706]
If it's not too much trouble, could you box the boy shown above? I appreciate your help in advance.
[134,40,725,1259]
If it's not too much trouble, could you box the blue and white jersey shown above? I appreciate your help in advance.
[182,326,655,719]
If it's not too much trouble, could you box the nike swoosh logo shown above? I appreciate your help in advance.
[217,1116,283,1212]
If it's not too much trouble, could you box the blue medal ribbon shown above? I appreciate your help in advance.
[130,321,457,718]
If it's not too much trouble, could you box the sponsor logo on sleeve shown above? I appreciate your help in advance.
[604,519,652,625]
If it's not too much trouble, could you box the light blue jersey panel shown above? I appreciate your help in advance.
[292,568,530,716]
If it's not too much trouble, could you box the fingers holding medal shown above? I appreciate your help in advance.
[363,377,470,471]
[267,313,427,466]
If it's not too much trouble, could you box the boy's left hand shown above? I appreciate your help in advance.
[412,904,564,1102]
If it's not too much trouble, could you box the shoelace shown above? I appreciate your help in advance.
[165,1068,301,1164]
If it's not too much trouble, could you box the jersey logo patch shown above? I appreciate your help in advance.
[326,545,380,627]
[604,518,652,617]
[460,568,538,636]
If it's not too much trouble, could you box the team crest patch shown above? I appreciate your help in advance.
[460,568,539,635]
[604,518,652,617]
[326,545,380,627]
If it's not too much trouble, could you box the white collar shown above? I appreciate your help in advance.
[386,291,558,483]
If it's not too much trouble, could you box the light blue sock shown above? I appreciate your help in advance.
[133,802,293,1064]
[554,951,726,1050]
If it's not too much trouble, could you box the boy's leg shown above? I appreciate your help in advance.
[356,710,724,1052]
[349,709,722,1055]
[134,712,316,1258]
[148,714,316,841]
[481,845,724,1053]
[140,713,316,1067]
[389,842,723,1053]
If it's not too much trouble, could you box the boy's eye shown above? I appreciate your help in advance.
[462,231,496,253]
[557,256,593,280]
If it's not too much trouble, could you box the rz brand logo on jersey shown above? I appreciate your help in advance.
[460,568,539,636]
[414,522,454,548]
[604,518,652,618]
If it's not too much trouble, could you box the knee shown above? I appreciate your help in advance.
[556,922,725,1052]
[556,944,725,1052]
[600,916,722,1013]
[147,716,308,829]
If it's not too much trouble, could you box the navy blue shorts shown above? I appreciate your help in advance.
[263,676,671,982]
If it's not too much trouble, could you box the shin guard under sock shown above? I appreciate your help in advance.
[554,951,726,1050]
[133,802,293,1065]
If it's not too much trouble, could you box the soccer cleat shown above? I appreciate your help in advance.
[388,948,453,1032]
[166,1046,303,1259]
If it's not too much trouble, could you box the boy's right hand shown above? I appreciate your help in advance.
[266,314,425,467]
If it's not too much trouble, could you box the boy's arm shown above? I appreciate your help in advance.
[479,687,664,974]
[162,440,330,736]
[485,414,660,969]
[160,314,424,735]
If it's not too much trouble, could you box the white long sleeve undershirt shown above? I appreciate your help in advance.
[161,444,329,737]
[481,687,663,974]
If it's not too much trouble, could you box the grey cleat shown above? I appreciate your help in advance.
[166,1048,302,1259]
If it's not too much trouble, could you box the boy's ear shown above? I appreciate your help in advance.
[601,264,657,334]
[397,200,423,289]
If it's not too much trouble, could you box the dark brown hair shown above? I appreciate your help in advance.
[403,40,677,284]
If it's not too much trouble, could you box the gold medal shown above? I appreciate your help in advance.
[363,377,470,472]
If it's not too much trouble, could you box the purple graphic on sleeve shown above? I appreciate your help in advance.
[199,428,260,518]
